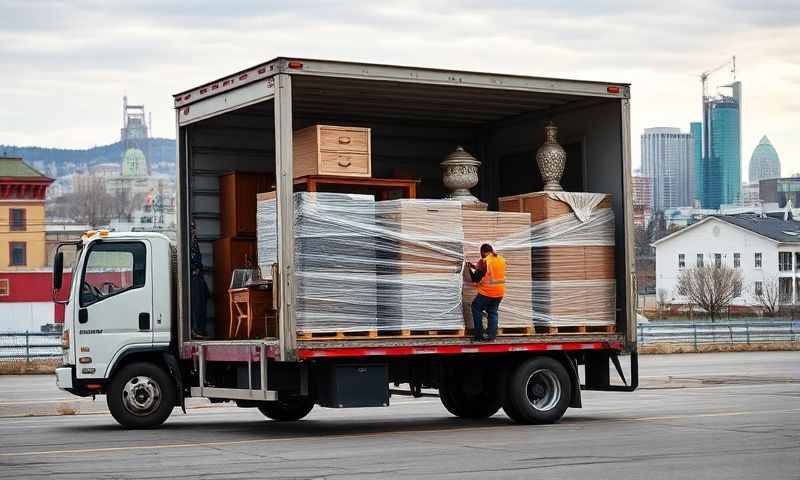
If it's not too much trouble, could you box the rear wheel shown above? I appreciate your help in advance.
[107,362,176,429]
[502,356,571,424]
[257,397,315,421]
[439,370,501,419]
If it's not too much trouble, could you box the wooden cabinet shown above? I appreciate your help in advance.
[213,238,257,338]
[293,125,371,178]
[219,172,272,238]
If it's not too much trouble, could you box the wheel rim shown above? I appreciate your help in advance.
[524,369,561,412]
[122,376,162,416]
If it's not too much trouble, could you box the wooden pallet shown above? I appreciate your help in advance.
[534,324,617,335]
[298,328,466,341]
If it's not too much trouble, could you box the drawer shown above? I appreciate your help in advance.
[319,151,370,176]
[319,127,369,153]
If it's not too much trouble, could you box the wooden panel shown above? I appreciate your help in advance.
[219,172,272,238]
[293,124,372,178]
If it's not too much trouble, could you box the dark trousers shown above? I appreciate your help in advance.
[472,294,501,339]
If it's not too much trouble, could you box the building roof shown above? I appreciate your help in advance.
[652,213,800,246]
[716,214,800,243]
[0,156,52,179]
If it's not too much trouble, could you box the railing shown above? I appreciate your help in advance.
[0,332,62,362]
[637,320,800,347]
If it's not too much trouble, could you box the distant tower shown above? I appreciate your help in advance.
[121,96,151,174]
[641,127,695,211]
[748,135,781,183]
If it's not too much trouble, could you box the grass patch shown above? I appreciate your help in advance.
[0,359,60,375]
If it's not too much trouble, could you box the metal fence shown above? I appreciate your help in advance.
[638,320,800,347]
[1,322,798,362]
[0,332,62,361]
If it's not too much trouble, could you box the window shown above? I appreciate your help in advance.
[779,252,793,272]
[755,252,762,268]
[697,253,704,268]
[779,277,793,304]
[678,254,685,269]
[733,281,742,298]
[9,208,26,231]
[0,279,8,296]
[9,242,26,266]
[754,281,763,297]
[80,242,146,307]
[714,253,722,268]
[734,253,741,268]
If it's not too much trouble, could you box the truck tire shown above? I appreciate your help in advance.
[107,362,176,429]
[439,374,502,419]
[257,397,314,421]
[502,356,571,424]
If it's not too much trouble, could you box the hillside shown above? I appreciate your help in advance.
[0,138,175,176]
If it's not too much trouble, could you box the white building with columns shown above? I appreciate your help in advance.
[653,214,800,307]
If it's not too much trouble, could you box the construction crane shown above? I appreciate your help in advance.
[700,56,736,99]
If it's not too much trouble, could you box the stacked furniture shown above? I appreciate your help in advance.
[498,191,616,331]
[213,171,272,339]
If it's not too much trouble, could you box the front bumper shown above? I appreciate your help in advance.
[55,366,74,390]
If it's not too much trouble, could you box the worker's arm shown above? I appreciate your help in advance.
[469,259,486,283]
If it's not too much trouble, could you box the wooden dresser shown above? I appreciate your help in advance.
[293,125,371,178]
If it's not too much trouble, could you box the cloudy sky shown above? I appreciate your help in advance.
[1,0,798,175]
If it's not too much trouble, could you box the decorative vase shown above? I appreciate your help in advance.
[440,146,481,203]
[536,122,566,191]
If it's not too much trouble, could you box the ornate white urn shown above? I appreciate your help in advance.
[440,146,481,202]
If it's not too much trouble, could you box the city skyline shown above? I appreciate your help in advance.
[0,2,797,179]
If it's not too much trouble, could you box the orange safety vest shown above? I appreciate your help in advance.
[477,254,506,298]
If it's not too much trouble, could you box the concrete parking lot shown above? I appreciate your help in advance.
[0,351,798,479]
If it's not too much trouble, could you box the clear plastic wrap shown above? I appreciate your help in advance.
[256,191,616,335]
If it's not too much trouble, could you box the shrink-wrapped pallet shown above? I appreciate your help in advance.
[257,194,465,334]
[498,191,616,328]
[257,192,378,333]
[462,210,533,329]
[375,199,464,330]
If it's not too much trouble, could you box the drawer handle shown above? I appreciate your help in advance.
[337,159,352,167]
[338,136,351,145]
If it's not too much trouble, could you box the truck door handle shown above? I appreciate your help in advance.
[139,312,150,331]
[78,308,88,324]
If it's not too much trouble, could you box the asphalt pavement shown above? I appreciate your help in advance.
[0,351,798,479]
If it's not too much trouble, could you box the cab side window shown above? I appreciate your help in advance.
[80,242,146,307]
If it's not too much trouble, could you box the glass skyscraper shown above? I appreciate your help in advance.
[702,81,741,209]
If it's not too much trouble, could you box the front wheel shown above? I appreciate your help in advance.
[107,362,176,429]
[257,397,315,421]
[502,356,571,424]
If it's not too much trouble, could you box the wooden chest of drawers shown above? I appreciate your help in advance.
[293,125,371,178]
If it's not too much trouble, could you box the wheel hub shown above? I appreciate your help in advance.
[525,369,561,412]
[122,376,162,416]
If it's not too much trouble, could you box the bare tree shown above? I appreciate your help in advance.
[677,265,743,321]
[58,176,114,227]
[752,277,780,316]
[111,186,144,222]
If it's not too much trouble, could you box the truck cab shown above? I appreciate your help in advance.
[55,231,175,412]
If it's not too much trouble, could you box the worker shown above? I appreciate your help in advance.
[467,243,506,341]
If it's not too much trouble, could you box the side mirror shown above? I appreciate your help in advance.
[53,251,64,291]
